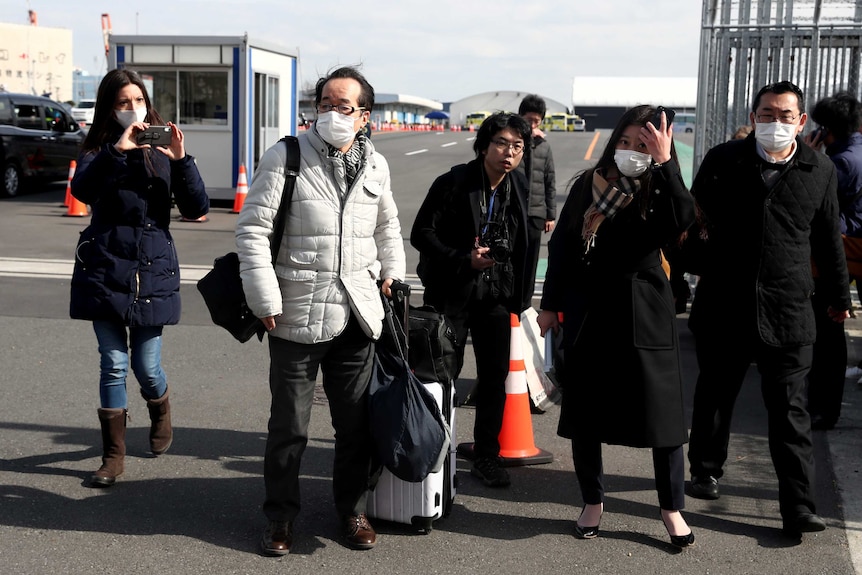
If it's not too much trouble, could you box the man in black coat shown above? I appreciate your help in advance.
[516,94,556,300]
[411,112,534,488]
[686,81,851,538]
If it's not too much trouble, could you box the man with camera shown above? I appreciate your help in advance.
[411,112,536,488]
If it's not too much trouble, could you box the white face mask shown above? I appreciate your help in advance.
[614,149,652,178]
[754,121,798,152]
[114,107,147,130]
[315,111,358,149]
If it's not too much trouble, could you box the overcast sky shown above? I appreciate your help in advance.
[0,0,703,106]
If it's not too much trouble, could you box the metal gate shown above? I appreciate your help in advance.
[695,0,862,171]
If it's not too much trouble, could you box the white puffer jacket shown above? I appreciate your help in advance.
[236,130,406,343]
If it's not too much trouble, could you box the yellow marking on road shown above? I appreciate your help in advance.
[585,130,601,161]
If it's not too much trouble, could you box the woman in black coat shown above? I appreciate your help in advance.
[537,105,696,546]
[70,69,208,487]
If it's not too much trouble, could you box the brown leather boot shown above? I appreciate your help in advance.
[143,387,172,456]
[91,408,126,487]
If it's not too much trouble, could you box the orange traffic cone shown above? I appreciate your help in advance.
[62,160,76,207]
[65,190,88,217]
[456,313,554,466]
[230,164,249,214]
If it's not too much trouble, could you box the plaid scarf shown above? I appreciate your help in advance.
[321,129,366,191]
[581,169,640,253]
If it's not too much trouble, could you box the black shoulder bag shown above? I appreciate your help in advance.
[196,136,300,342]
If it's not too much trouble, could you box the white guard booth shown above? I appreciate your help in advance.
[108,34,297,201]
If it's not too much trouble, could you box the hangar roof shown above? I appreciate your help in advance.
[572,77,698,108]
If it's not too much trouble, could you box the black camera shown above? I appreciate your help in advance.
[480,222,510,264]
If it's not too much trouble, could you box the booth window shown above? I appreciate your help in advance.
[267,76,279,127]
[143,69,229,126]
[180,71,228,125]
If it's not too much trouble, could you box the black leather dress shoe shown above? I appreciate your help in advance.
[342,513,377,550]
[810,415,837,431]
[782,512,826,537]
[260,520,292,556]
[689,475,720,500]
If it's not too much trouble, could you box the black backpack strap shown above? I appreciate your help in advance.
[270,136,301,264]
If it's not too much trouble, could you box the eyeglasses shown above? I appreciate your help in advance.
[490,138,525,154]
[316,103,366,115]
[755,113,800,124]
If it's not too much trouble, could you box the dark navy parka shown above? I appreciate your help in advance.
[70,139,208,326]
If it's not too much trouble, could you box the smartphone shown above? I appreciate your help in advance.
[135,125,172,146]
[651,106,676,129]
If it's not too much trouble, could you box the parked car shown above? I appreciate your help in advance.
[0,92,85,197]
[71,98,96,126]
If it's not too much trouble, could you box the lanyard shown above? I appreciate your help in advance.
[482,188,498,236]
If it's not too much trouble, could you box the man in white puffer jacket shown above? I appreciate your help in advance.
[235,66,405,557]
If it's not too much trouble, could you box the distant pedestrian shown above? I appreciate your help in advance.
[732,125,752,140]
[687,81,850,538]
[70,69,209,488]
[516,94,556,300]
[537,104,696,547]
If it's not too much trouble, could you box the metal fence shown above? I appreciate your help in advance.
[695,0,862,171]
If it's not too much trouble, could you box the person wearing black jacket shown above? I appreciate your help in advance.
[537,105,696,547]
[516,94,556,300]
[805,92,862,428]
[687,81,851,538]
[411,112,534,488]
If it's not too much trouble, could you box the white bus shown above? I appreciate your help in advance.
[673,112,696,133]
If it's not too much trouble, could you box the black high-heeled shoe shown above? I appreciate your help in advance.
[574,508,602,540]
[661,513,695,548]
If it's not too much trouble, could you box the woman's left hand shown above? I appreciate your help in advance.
[641,112,673,165]
[156,121,186,160]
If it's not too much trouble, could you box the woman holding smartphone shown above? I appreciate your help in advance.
[537,105,696,547]
[70,68,208,487]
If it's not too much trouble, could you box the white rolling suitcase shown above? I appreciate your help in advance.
[367,284,457,533]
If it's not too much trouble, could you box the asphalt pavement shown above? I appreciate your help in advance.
[2,175,862,574]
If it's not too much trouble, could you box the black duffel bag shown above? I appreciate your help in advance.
[196,136,299,343]
[196,252,265,342]
[406,306,461,384]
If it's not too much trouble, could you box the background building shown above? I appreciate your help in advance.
[110,34,298,201]
[448,91,570,129]
[571,76,698,131]
[0,21,72,101]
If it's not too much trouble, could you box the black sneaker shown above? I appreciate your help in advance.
[689,475,720,500]
[471,457,510,487]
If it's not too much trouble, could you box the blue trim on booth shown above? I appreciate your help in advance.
[232,47,241,187]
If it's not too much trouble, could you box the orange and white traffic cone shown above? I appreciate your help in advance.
[456,313,554,466]
[62,160,76,207]
[65,189,88,217]
[230,164,249,214]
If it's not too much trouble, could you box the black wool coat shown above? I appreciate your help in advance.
[541,162,695,448]
[688,135,851,346]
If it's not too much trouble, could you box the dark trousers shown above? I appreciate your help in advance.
[523,216,544,300]
[572,437,685,510]
[688,328,816,519]
[262,316,374,522]
[808,277,847,424]
[448,295,510,460]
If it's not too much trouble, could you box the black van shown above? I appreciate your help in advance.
[0,92,85,197]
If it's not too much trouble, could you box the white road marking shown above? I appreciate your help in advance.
[405,149,428,156]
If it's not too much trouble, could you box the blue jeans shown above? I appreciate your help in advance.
[93,321,167,408]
